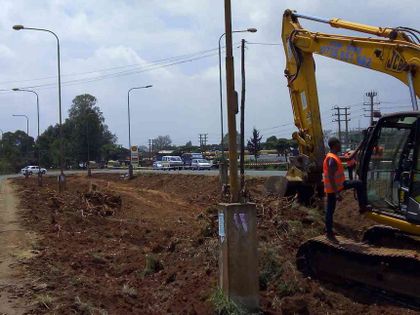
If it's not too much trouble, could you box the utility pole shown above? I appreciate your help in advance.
[343,107,350,148]
[217,0,258,312]
[239,39,246,195]
[332,106,342,142]
[199,133,208,152]
[332,106,351,146]
[148,139,153,159]
[364,91,379,126]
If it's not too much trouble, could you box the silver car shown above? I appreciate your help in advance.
[21,165,47,175]
[191,159,211,170]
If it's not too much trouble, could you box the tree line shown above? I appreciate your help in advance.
[0,94,124,173]
[0,93,297,173]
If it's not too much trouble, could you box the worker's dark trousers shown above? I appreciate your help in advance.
[325,180,366,234]
[348,167,354,180]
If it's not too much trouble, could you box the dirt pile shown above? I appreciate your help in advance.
[81,190,122,216]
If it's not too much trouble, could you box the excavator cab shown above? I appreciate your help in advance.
[359,112,420,223]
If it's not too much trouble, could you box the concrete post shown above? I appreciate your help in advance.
[218,202,259,311]
[219,161,228,187]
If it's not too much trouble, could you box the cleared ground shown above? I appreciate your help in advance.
[5,173,420,314]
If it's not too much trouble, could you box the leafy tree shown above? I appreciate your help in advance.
[222,132,241,150]
[276,138,289,156]
[247,128,263,162]
[100,144,129,161]
[153,135,172,151]
[264,135,278,150]
[185,141,193,148]
[0,131,35,172]
[38,94,116,168]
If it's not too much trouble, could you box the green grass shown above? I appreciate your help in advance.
[259,249,283,291]
[210,288,248,315]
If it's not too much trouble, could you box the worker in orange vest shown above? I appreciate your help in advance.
[324,137,371,239]
[344,149,356,180]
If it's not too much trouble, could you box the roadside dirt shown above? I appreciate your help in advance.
[10,173,420,314]
[0,179,36,315]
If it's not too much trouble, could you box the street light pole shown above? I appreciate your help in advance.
[13,25,65,192]
[218,28,257,157]
[12,114,29,135]
[127,85,152,179]
[12,88,42,186]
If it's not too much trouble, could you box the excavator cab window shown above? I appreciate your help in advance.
[407,119,420,221]
[364,115,419,219]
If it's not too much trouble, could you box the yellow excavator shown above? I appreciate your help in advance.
[282,9,420,302]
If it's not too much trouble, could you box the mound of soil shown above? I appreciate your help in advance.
[81,190,122,216]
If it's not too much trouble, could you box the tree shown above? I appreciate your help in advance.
[0,131,35,172]
[276,138,289,156]
[222,132,241,150]
[100,144,129,161]
[264,135,278,150]
[247,128,263,162]
[153,135,172,151]
[38,94,116,168]
[185,141,193,148]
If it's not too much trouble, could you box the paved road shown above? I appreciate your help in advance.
[2,168,287,180]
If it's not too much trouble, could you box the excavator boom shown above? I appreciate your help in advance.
[281,9,420,192]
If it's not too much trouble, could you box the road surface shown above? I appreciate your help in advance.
[5,168,287,179]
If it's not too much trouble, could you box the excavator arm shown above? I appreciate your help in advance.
[281,9,420,186]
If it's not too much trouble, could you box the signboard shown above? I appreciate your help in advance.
[218,212,225,242]
[131,146,139,164]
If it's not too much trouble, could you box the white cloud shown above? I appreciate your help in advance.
[0,0,416,146]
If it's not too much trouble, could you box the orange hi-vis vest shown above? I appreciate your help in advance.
[323,152,345,193]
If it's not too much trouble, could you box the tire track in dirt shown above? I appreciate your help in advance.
[0,179,35,314]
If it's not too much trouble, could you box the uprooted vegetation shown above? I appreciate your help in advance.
[11,174,417,314]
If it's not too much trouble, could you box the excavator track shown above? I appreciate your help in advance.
[297,235,420,304]
[363,225,420,250]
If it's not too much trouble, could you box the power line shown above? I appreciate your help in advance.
[2,44,242,91]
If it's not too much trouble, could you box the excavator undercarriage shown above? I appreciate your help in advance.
[297,230,420,304]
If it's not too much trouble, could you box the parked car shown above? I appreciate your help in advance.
[191,158,212,170]
[161,156,184,169]
[153,161,164,170]
[20,165,47,175]
[182,152,203,166]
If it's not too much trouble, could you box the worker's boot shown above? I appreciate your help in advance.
[326,231,338,243]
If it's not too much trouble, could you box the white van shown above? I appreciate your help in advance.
[161,156,184,170]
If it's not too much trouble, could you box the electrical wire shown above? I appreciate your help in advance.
[0,44,238,90]
[4,47,240,91]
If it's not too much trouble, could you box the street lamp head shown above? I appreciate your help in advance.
[145,85,153,88]
[12,88,20,91]
[247,28,258,33]
[12,25,24,31]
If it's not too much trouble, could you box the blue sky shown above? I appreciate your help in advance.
[0,0,417,147]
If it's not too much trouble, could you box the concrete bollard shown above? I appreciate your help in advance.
[218,202,259,311]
